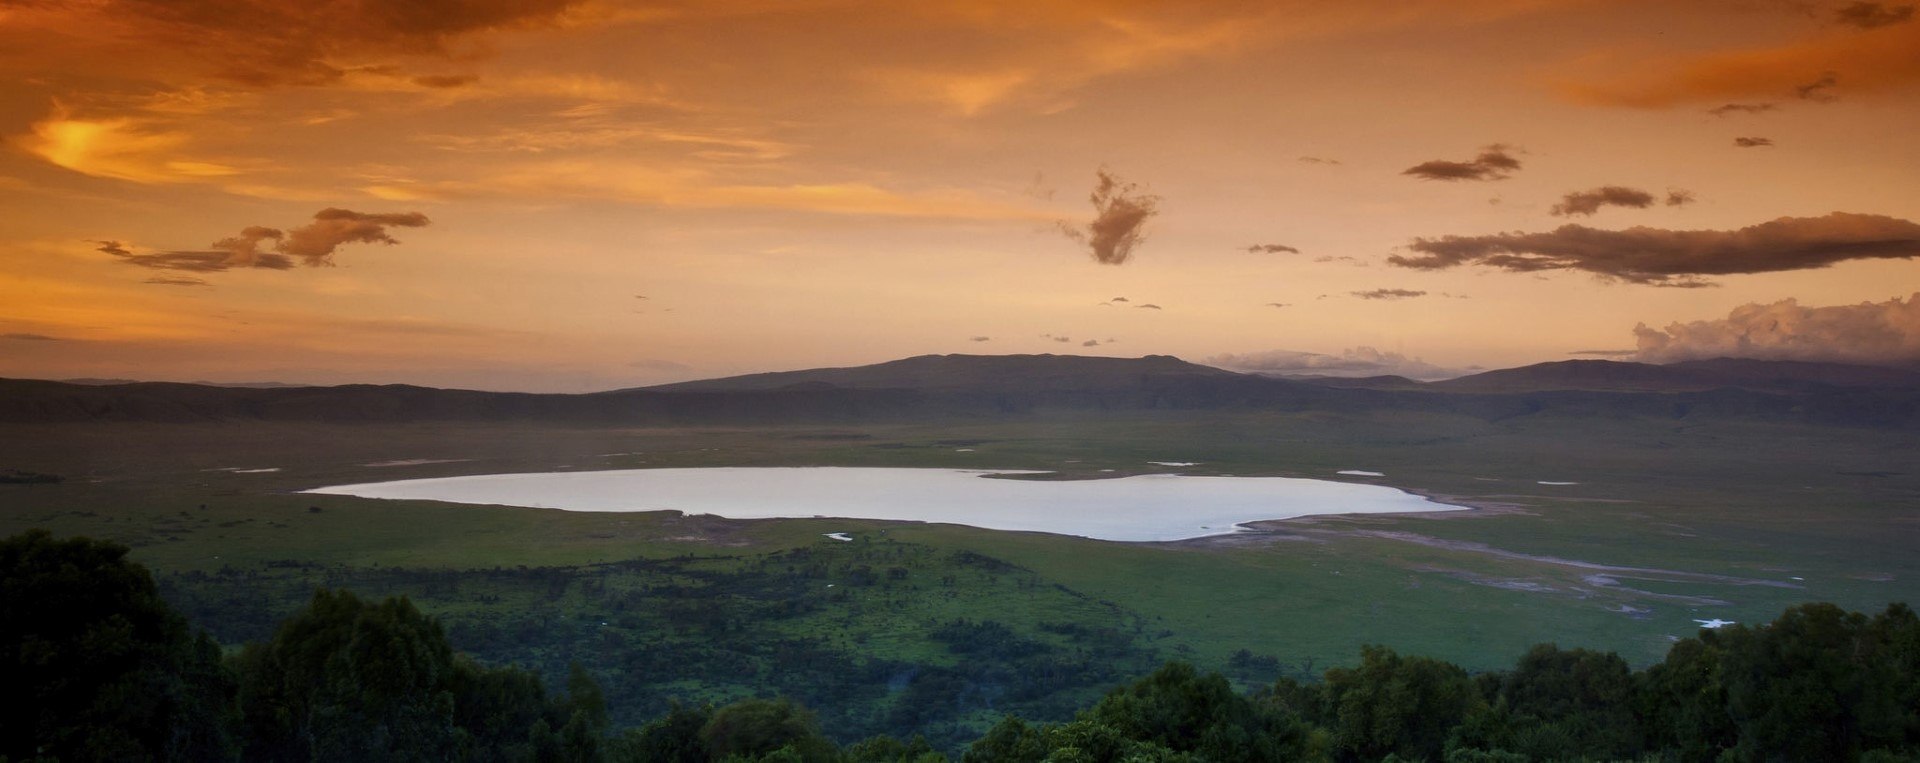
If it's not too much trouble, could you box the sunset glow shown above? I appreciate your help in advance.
[3,0,1916,389]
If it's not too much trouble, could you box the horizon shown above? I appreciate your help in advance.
[11,350,1917,395]
[3,2,1918,392]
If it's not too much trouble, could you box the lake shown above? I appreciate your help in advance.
[304,467,1463,542]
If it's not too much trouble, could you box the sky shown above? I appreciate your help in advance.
[1,0,1917,391]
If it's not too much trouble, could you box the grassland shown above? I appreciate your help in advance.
[2,410,1915,743]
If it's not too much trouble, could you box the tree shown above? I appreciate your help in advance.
[1457,644,1642,760]
[700,697,836,762]
[614,701,712,762]
[1321,645,1480,762]
[1637,635,1735,762]
[236,589,460,761]
[1083,662,1316,762]
[0,529,236,762]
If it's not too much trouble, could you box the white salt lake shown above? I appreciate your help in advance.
[305,467,1465,542]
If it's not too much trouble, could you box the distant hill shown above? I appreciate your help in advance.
[1266,374,1427,391]
[1666,358,1920,390]
[642,353,1239,393]
[1432,360,1720,393]
[1433,358,1920,394]
[59,378,313,389]
[3,354,1915,428]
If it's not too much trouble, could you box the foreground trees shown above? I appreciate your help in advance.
[0,529,233,762]
[5,529,1919,762]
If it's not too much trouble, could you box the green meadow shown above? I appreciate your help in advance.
[3,410,1915,744]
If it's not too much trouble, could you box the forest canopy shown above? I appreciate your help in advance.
[4,529,1917,762]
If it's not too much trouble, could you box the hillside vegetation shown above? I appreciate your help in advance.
[7,530,1918,762]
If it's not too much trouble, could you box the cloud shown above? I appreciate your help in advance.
[1556,19,1920,108]
[1707,102,1778,116]
[1794,71,1841,101]
[1205,346,1463,380]
[1352,288,1426,300]
[22,0,586,87]
[209,226,292,268]
[1058,169,1160,265]
[21,110,237,184]
[279,208,431,264]
[1835,2,1916,29]
[103,245,289,272]
[101,207,430,274]
[1266,302,1290,308]
[1042,333,1072,343]
[1081,339,1101,347]
[1298,156,1343,165]
[1402,144,1522,181]
[1315,255,1363,265]
[144,276,210,286]
[1666,189,1697,207]
[1110,296,1129,303]
[1568,349,1638,357]
[969,336,991,342]
[1550,186,1657,217]
[1,332,64,341]
[1244,244,1300,254]
[1633,293,1920,365]
[1136,303,1162,310]
[413,73,481,89]
[1389,212,1920,286]
[1734,136,1775,147]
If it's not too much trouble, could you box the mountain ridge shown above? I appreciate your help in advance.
[3,354,1915,428]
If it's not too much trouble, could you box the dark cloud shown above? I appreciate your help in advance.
[1205,347,1462,380]
[1707,102,1778,116]
[91,240,132,257]
[1734,136,1775,147]
[144,276,209,286]
[1352,288,1426,300]
[1042,333,1072,343]
[1795,71,1840,101]
[412,73,480,88]
[1389,212,1920,286]
[1666,189,1697,207]
[98,0,583,86]
[99,208,428,274]
[1057,169,1159,265]
[107,247,290,272]
[1568,349,1638,357]
[1,332,63,341]
[1136,303,1162,310]
[281,208,431,264]
[1298,156,1343,165]
[1834,2,1915,28]
[1314,255,1362,264]
[1551,186,1657,217]
[1266,302,1290,308]
[1244,244,1300,254]
[209,226,293,268]
[1402,144,1523,181]
[1634,293,1920,365]
[969,336,991,342]
[1081,339,1100,347]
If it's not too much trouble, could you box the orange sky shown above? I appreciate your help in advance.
[2,0,1917,390]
